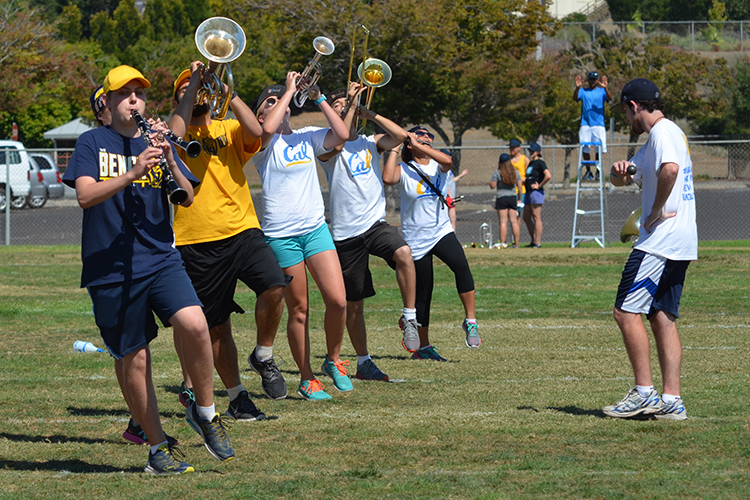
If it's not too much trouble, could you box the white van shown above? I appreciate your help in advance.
[0,140,32,210]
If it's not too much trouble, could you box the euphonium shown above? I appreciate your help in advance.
[293,36,336,107]
[131,111,189,205]
[356,57,392,131]
[620,207,642,244]
[195,17,246,120]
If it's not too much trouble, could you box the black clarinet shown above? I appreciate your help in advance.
[164,130,202,158]
[131,110,188,205]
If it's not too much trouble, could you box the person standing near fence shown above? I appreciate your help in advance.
[574,71,612,181]
[490,153,521,248]
[64,66,234,474]
[522,143,552,248]
[604,78,697,421]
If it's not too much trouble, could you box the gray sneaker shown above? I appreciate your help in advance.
[248,348,288,400]
[355,359,390,381]
[462,319,481,348]
[602,386,662,418]
[185,403,235,462]
[226,390,267,421]
[399,315,420,352]
[655,397,688,420]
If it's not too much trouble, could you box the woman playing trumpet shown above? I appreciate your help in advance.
[251,71,350,400]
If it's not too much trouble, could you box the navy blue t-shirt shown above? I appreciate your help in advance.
[63,126,198,288]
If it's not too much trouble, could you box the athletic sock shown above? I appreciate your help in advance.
[465,318,477,324]
[662,393,680,404]
[403,308,416,322]
[255,344,273,362]
[635,385,655,398]
[357,354,371,367]
[196,403,216,421]
[150,440,168,454]
[226,384,244,401]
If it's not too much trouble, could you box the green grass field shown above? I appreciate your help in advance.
[1,243,748,499]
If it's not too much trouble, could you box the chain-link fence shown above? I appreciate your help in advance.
[2,141,749,247]
[545,21,750,54]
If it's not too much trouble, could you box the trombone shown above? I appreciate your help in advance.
[293,36,336,107]
[195,17,246,120]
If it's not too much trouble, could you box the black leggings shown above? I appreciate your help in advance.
[413,232,475,327]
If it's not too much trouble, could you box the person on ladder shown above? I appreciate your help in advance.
[574,71,612,181]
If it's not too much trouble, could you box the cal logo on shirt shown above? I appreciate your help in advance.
[347,150,372,177]
[283,142,312,167]
[416,174,443,199]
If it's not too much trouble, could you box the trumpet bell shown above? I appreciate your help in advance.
[620,207,642,244]
[312,36,336,56]
[195,17,246,64]
[357,58,392,88]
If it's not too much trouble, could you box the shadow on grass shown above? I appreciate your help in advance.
[0,459,142,474]
[67,406,183,419]
[546,406,608,418]
[0,432,115,445]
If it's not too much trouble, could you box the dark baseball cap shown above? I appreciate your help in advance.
[509,138,521,148]
[327,88,347,107]
[498,153,511,163]
[529,142,542,153]
[587,71,599,80]
[251,84,286,114]
[611,78,661,112]
[90,85,105,118]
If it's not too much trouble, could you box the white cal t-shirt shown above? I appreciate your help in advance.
[252,126,332,238]
[398,159,454,260]
[630,118,697,261]
[320,135,386,241]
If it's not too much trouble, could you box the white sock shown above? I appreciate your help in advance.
[465,318,477,324]
[357,354,371,366]
[255,344,273,361]
[662,393,680,404]
[226,384,244,401]
[196,403,216,421]
[635,385,655,398]
[150,441,168,454]
[403,308,416,322]
[419,344,432,351]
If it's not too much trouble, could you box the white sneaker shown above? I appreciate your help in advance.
[602,386,661,418]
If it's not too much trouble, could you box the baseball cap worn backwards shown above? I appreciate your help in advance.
[103,65,151,93]
[90,86,105,117]
[251,84,286,114]
[611,78,661,112]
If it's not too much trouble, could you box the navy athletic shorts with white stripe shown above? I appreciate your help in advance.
[614,249,690,319]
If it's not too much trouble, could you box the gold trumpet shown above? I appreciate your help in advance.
[620,207,642,244]
[195,17,246,120]
[293,36,336,107]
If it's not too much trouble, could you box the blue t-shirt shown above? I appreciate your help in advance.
[577,86,609,127]
[63,126,198,288]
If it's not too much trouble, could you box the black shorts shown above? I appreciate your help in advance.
[495,196,517,210]
[334,220,408,302]
[178,228,289,330]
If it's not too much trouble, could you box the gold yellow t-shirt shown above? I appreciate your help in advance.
[510,154,528,194]
[174,119,262,245]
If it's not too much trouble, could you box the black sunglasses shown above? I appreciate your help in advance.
[414,130,435,140]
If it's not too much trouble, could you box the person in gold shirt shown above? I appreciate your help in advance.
[169,62,289,420]
[508,138,529,225]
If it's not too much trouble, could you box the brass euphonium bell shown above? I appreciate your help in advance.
[620,207,642,244]
[195,17,246,120]
[358,58,391,88]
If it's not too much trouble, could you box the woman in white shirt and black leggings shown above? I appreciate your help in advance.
[382,126,480,361]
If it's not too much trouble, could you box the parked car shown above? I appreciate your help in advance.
[28,153,65,209]
[0,140,32,211]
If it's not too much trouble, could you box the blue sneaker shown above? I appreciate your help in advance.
[297,379,332,400]
[655,397,688,420]
[602,386,662,418]
[185,404,235,462]
[144,443,194,475]
[411,345,447,362]
[321,355,354,392]
[355,359,390,381]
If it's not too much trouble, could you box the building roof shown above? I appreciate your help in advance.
[43,117,95,141]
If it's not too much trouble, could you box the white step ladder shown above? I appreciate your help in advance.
[571,141,606,248]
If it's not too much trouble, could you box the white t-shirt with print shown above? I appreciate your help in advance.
[630,118,697,261]
[398,159,454,260]
[320,135,386,241]
[253,126,332,238]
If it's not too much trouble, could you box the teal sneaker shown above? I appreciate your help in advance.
[411,345,447,361]
[144,443,194,475]
[179,381,195,409]
[185,404,235,462]
[321,355,354,392]
[297,379,332,400]
[655,397,688,420]
[462,319,481,348]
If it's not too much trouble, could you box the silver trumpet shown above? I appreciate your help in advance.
[131,110,189,205]
[294,36,336,107]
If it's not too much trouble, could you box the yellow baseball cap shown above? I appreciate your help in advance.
[103,65,151,93]
[173,69,192,99]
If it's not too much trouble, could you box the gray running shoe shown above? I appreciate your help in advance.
[602,386,662,418]
[248,348,288,400]
[655,397,688,420]
[185,403,235,462]
[144,443,194,475]
[462,319,481,348]
[399,315,420,352]
[226,391,267,421]
[355,359,390,381]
